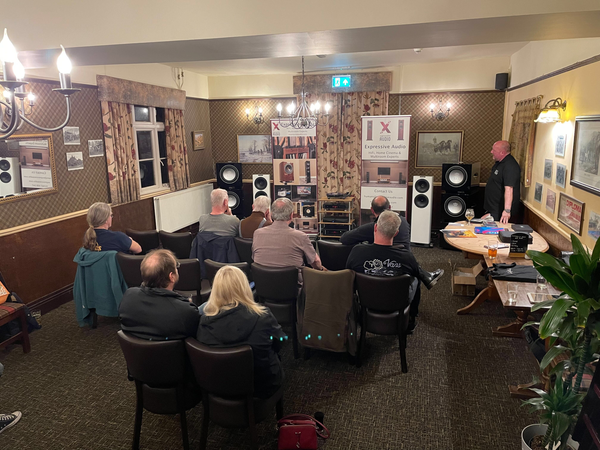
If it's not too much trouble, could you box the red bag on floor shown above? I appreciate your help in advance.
[277,414,330,450]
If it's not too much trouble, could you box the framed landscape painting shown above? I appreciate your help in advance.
[237,135,272,164]
[415,130,463,168]
[571,115,600,196]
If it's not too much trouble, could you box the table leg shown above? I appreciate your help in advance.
[456,283,499,315]
[492,309,530,338]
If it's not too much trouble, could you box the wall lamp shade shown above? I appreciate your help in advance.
[535,98,567,123]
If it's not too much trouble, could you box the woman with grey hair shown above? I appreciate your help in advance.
[83,202,142,254]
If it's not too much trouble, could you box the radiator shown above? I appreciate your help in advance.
[153,184,213,232]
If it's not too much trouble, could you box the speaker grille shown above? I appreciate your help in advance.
[444,196,466,217]
[414,194,429,209]
[445,166,468,188]
[415,178,430,193]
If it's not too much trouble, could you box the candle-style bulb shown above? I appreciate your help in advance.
[3,90,11,99]
[258,107,263,114]
[276,103,282,112]
[446,102,451,110]
[0,29,17,63]
[57,45,72,74]
[27,92,36,106]
[13,57,24,80]
[324,102,331,113]
[429,103,436,111]
[245,108,250,116]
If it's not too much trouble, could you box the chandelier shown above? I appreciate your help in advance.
[0,29,79,140]
[276,56,331,129]
[429,97,451,121]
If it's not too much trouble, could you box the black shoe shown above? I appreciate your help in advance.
[423,269,444,290]
[0,411,22,434]
[407,316,417,335]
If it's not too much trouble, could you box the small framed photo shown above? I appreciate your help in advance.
[415,130,464,168]
[556,163,567,189]
[557,192,584,235]
[193,131,205,150]
[66,151,84,171]
[63,126,80,145]
[570,115,600,196]
[88,139,104,157]
[555,133,566,157]
[588,211,600,240]
[237,135,272,164]
[544,159,553,181]
[546,189,556,213]
[534,182,543,203]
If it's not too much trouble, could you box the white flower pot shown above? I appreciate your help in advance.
[521,424,580,450]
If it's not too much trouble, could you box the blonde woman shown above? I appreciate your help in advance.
[83,202,142,254]
[197,265,285,398]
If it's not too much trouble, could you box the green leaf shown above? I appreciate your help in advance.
[531,299,559,312]
[528,250,570,272]
[540,345,570,370]
[591,236,600,263]
[521,321,540,329]
[576,300,591,327]
[573,273,590,295]
[540,298,576,338]
[571,234,591,265]
[570,253,591,279]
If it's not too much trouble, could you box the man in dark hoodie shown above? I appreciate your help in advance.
[119,249,199,340]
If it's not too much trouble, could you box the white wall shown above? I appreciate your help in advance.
[510,38,600,87]
[207,74,293,99]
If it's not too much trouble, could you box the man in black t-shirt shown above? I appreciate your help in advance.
[346,210,422,333]
[483,140,521,224]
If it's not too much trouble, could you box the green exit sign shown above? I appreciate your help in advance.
[332,75,351,88]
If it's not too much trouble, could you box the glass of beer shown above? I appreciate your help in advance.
[465,208,475,225]
[488,240,498,259]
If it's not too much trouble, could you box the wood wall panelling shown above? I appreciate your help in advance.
[185,97,215,183]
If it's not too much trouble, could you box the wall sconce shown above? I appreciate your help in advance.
[535,97,567,123]
[245,106,264,126]
[430,98,451,121]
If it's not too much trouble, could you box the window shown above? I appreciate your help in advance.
[132,105,168,194]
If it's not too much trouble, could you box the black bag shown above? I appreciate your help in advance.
[488,262,539,283]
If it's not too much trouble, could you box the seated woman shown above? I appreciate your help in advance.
[83,202,142,254]
[197,265,285,398]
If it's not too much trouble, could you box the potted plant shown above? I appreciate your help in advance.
[522,234,600,450]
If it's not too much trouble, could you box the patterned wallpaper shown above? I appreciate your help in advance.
[0,81,107,230]
[209,97,295,180]
[184,97,214,183]
[390,91,505,183]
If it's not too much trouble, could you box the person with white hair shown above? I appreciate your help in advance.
[239,195,272,238]
[198,188,240,237]
[346,210,422,334]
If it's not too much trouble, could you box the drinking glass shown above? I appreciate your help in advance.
[465,208,475,225]
[488,240,498,259]
[536,274,548,293]
[507,282,519,305]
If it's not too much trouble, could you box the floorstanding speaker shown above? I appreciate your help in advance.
[0,157,21,197]
[410,176,433,245]
[252,174,271,201]
[441,162,481,193]
[441,189,480,223]
[216,162,242,190]
[227,189,244,218]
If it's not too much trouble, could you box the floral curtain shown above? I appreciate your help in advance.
[508,96,542,187]
[306,91,388,212]
[101,101,140,204]
[164,108,190,191]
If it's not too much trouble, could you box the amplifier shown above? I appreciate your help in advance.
[322,216,348,223]
[321,224,348,236]
[323,202,346,210]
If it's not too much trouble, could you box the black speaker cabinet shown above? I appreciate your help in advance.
[495,73,509,91]
[227,189,244,219]
[305,161,311,184]
[365,171,370,183]
[442,189,479,223]
[442,162,481,193]
[216,163,242,190]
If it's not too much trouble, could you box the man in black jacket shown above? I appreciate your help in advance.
[341,195,443,289]
[119,249,199,340]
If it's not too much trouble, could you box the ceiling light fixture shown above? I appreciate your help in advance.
[0,29,79,140]
[535,97,567,123]
[430,97,451,121]
[276,56,331,129]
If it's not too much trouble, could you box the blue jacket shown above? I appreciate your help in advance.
[73,248,128,327]
[190,232,240,278]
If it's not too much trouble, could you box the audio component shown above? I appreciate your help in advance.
[0,157,21,197]
[442,162,481,193]
[365,171,370,183]
[378,167,390,183]
[302,202,315,218]
[398,120,404,140]
[227,189,244,218]
[279,161,294,183]
[216,162,242,190]
[366,120,373,141]
[410,176,433,245]
[252,174,271,201]
[495,73,509,91]
[323,202,346,211]
[305,161,311,184]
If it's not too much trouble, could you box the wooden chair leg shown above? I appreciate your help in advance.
[200,394,210,450]
[398,333,408,373]
[18,309,31,353]
[180,410,189,450]
[133,382,143,450]
[276,398,284,420]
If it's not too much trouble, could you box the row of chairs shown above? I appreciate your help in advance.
[118,331,283,450]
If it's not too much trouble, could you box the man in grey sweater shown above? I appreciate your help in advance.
[199,188,240,237]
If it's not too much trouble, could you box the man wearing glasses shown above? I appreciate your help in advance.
[119,249,199,340]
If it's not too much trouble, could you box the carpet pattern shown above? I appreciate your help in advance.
[0,245,540,449]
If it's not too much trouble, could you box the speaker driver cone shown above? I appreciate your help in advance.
[254,176,268,190]
[255,191,268,198]
[415,178,430,193]
[446,166,468,188]
[284,163,293,174]
[444,196,466,217]
[0,160,11,171]
[414,194,429,209]
[220,165,240,184]
[228,192,240,209]
[0,172,12,183]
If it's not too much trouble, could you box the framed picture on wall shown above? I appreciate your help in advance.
[415,130,463,168]
[570,115,600,196]
[555,133,566,157]
[546,189,556,213]
[544,159,553,181]
[237,134,272,164]
[556,163,567,189]
[557,192,584,235]
[534,182,543,203]
[192,131,205,150]
[589,211,600,240]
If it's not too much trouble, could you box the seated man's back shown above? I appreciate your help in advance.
[199,188,240,237]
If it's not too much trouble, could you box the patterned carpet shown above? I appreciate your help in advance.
[0,245,540,450]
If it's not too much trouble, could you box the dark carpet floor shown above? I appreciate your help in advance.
[0,245,540,450]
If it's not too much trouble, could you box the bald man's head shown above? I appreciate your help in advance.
[491,140,511,162]
[141,249,178,289]
[371,196,391,216]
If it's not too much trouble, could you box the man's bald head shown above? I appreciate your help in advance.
[141,249,178,289]
[371,196,391,216]
[491,140,511,161]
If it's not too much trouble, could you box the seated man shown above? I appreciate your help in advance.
[198,188,240,237]
[239,196,272,238]
[253,198,325,276]
[346,210,423,333]
[119,249,199,340]
[341,195,443,289]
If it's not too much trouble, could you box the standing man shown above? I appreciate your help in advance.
[239,196,272,238]
[198,189,240,237]
[483,140,521,224]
